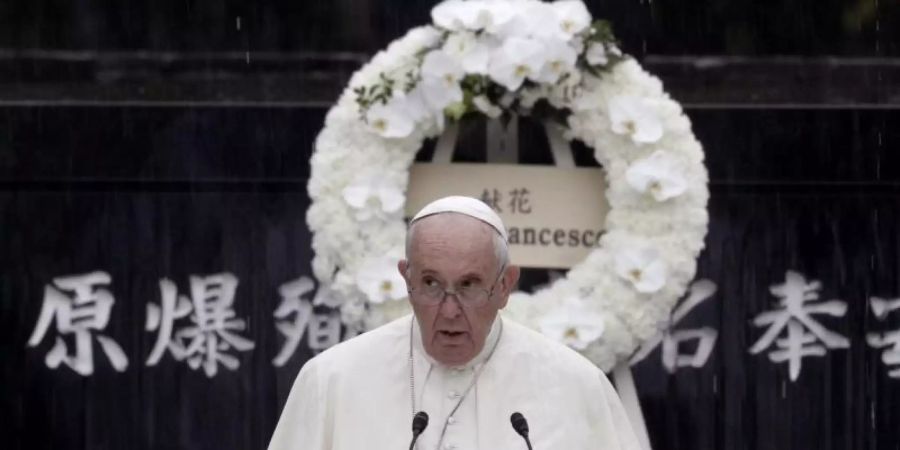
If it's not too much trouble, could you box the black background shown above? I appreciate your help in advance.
[1,1,899,449]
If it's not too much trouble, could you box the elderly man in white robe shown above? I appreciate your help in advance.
[268,196,642,450]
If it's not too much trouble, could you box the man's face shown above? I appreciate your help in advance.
[399,214,518,367]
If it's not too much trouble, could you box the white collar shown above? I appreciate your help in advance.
[411,314,503,370]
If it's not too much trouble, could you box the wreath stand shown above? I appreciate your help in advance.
[429,117,653,450]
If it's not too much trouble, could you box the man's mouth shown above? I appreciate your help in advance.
[439,330,466,338]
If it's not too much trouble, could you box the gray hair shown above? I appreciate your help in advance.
[405,213,509,271]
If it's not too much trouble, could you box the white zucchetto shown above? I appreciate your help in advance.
[411,195,508,241]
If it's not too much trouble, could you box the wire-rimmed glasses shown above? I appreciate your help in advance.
[407,265,506,308]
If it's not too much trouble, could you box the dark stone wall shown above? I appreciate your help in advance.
[1,1,898,450]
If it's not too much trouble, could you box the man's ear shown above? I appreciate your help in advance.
[398,259,409,281]
[497,265,520,309]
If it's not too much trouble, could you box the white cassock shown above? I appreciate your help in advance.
[268,314,642,450]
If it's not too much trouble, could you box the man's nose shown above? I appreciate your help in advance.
[438,294,463,318]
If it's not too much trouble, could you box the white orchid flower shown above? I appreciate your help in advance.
[408,85,447,134]
[488,37,547,91]
[533,38,578,84]
[396,87,430,123]
[431,0,482,31]
[626,150,688,201]
[490,1,551,39]
[549,0,592,40]
[420,49,465,110]
[608,95,664,144]
[440,0,519,36]
[615,246,668,293]
[539,297,606,350]
[365,98,415,138]
[342,177,404,222]
[422,49,466,86]
[356,256,408,304]
[432,0,514,32]
[442,32,492,74]
[586,42,608,66]
[419,79,460,116]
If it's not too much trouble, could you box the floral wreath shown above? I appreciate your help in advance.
[307,0,709,371]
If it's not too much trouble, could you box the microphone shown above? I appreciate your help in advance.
[409,411,429,450]
[510,412,533,450]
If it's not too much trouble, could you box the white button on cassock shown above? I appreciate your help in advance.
[447,390,460,399]
[447,416,456,425]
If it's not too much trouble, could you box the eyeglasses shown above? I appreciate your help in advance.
[408,265,506,308]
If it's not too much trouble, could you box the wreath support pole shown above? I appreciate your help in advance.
[432,122,460,164]
[613,365,653,450]
[543,121,576,168]
[486,118,519,163]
